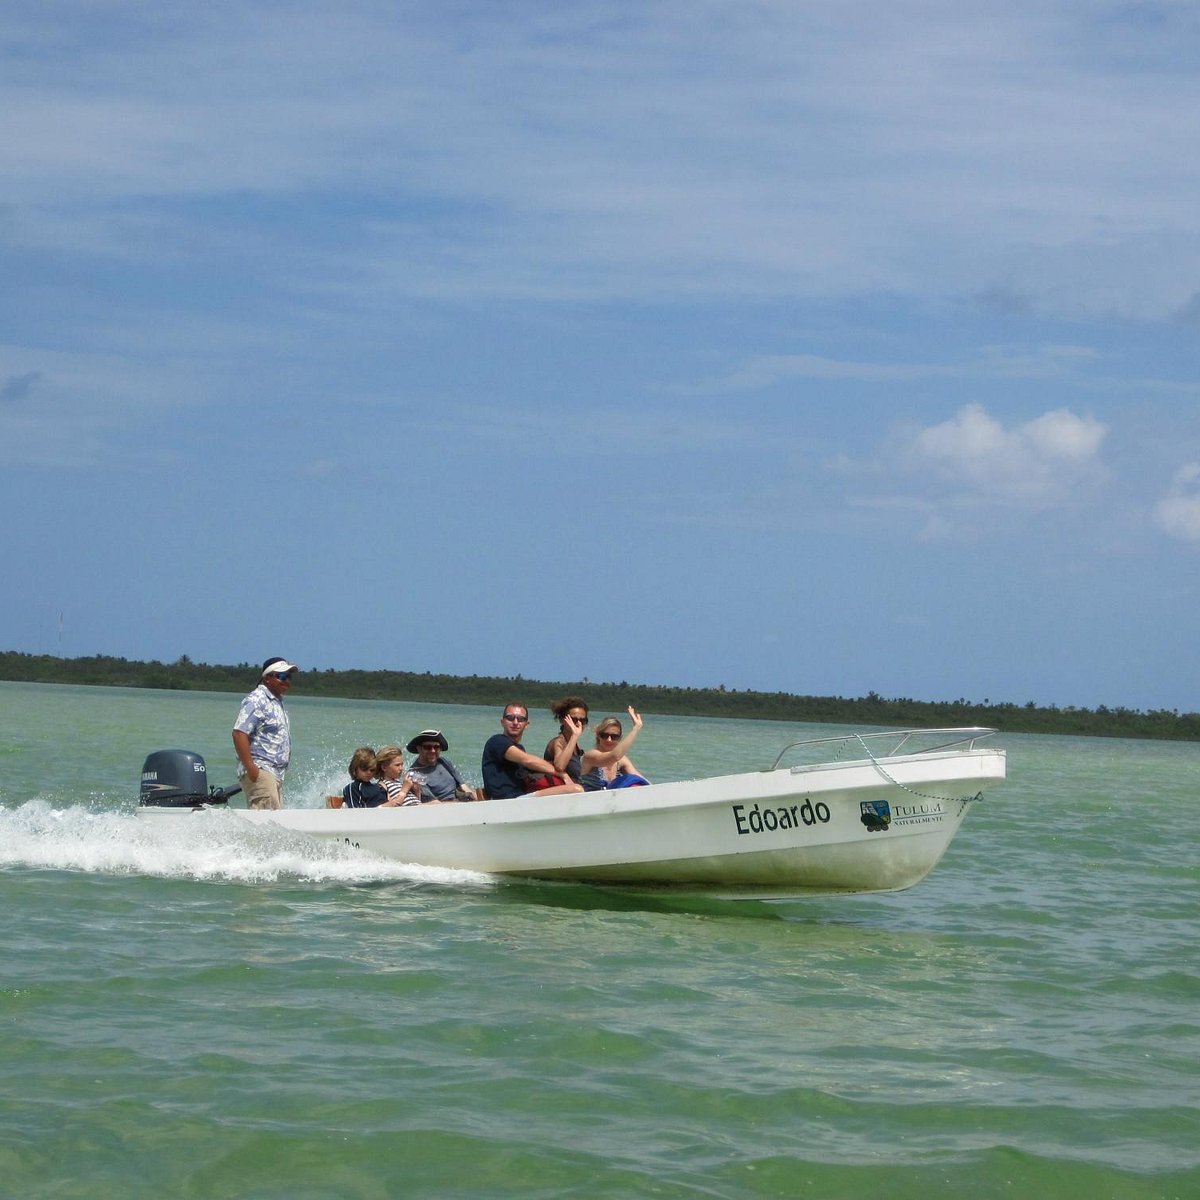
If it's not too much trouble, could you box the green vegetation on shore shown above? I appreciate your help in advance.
[3,651,1196,741]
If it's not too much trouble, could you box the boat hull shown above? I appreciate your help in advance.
[137,746,1005,898]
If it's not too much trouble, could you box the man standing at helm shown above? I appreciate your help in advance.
[232,657,299,809]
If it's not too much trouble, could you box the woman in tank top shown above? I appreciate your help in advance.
[543,696,589,784]
[579,707,647,791]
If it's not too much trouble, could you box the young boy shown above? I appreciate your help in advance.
[341,747,390,808]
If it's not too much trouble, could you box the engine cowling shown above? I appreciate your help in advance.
[139,749,240,807]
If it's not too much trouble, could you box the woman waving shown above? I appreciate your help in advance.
[579,707,649,791]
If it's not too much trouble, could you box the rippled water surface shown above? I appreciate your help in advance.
[2,682,1197,1198]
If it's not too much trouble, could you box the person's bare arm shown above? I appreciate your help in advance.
[505,744,561,774]
[232,730,259,782]
[548,717,585,772]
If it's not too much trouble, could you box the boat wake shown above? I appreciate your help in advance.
[0,799,497,891]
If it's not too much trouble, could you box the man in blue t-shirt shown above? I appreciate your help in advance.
[481,704,584,800]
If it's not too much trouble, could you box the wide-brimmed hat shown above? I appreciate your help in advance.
[261,658,299,677]
[406,729,448,753]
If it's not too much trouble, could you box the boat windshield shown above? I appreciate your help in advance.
[766,727,997,772]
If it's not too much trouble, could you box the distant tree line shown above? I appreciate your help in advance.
[1,650,1197,741]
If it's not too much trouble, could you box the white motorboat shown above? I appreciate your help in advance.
[136,728,1005,899]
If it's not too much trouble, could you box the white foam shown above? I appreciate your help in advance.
[0,800,497,890]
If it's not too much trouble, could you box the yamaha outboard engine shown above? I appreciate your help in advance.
[139,749,242,808]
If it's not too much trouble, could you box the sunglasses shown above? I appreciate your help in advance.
[271,672,293,682]
[597,731,620,741]
[503,714,528,723]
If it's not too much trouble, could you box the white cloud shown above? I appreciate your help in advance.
[1153,463,1200,542]
[907,403,1108,506]
[1022,407,1107,461]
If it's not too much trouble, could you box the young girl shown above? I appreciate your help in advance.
[375,745,422,807]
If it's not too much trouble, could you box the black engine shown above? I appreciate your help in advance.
[139,749,242,808]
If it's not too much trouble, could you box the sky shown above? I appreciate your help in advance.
[2,1,1199,714]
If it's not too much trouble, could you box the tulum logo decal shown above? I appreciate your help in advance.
[891,800,946,827]
[860,800,891,832]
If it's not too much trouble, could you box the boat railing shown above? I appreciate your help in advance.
[766,727,997,773]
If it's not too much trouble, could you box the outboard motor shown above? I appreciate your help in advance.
[139,749,242,808]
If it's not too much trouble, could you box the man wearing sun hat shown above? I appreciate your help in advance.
[232,657,299,809]
[403,729,481,802]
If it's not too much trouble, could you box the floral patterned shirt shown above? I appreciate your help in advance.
[233,683,291,779]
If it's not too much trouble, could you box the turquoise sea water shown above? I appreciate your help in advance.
[1,681,1197,1199]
